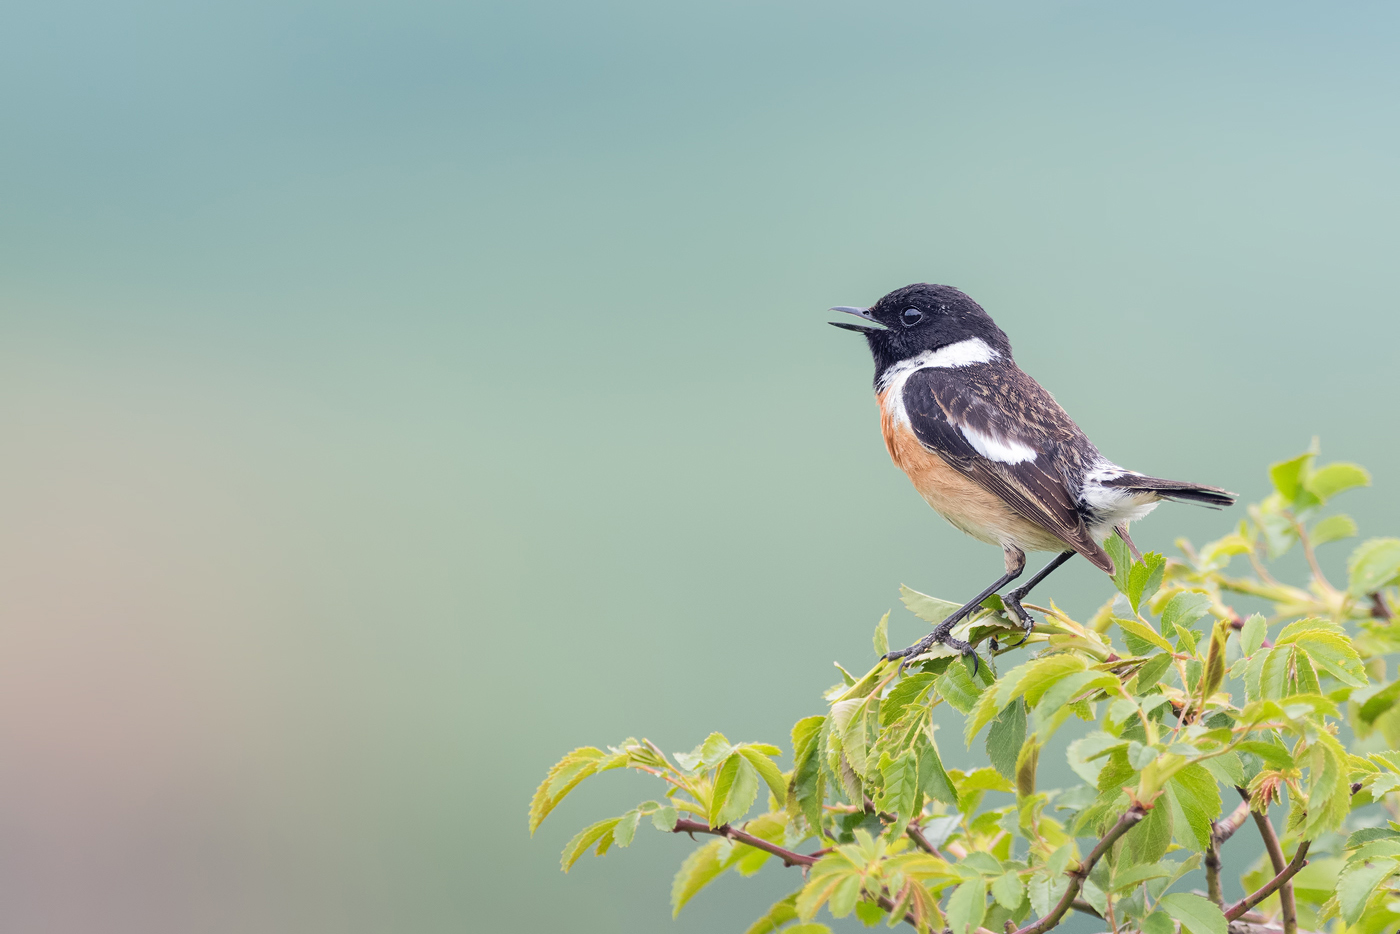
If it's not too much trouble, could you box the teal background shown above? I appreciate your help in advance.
[0,2,1397,931]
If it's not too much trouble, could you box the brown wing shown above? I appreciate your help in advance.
[901,366,1113,573]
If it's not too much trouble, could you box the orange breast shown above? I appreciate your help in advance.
[877,390,1068,553]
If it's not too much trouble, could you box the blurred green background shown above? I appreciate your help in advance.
[1,1,1397,931]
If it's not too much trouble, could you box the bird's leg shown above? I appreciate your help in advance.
[885,548,1027,668]
[1002,550,1076,633]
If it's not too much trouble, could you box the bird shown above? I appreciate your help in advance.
[830,283,1235,665]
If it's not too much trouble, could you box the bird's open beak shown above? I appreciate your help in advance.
[828,306,883,333]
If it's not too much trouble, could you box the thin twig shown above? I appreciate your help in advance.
[1226,841,1310,920]
[1206,836,1224,907]
[1372,592,1394,621]
[1214,801,1252,845]
[1237,787,1299,934]
[906,824,946,859]
[672,819,818,867]
[1013,804,1149,934]
[1289,518,1335,593]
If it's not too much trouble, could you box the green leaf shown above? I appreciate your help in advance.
[1349,538,1400,597]
[1200,752,1245,787]
[1067,732,1125,784]
[1337,857,1399,925]
[873,612,889,658]
[1110,864,1171,892]
[1240,613,1267,657]
[1128,552,1167,614]
[1106,535,1133,596]
[652,805,678,831]
[1115,617,1173,653]
[882,673,937,726]
[991,871,1025,910]
[1159,893,1226,934]
[901,585,963,625]
[1270,448,1316,502]
[1135,654,1174,693]
[529,747,605,834]
[1127,786,1173,864]
[789,716,825,826]
[1169,763,1220,851]
[1305,462,1370,504]
[700,732,735,768]
[561,816,623,871]
[1279,629,1367,686]
[1235,740,1294,768]
[986,699,1027,780]
[1161,591,1212,633]
[946,877,988,934]
[672,839,727,916]
[1142,909,1174,934]
[1360,681,1400,726]
[738,746,790,807]
[786,925,833,934]
[917,734,959,806]
[710,753,760,827]
[1311,514,1358,546]
[613,808,642,847]
[938,658,985,714]
[878,753,918,839]
[745,893,799,934]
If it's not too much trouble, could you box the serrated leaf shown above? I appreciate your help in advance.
[745,893,800,934]
[938,657,985,714]
[878,753,918,839]
[561,816,623,871]
[986,699,1027,780]
[1068,732,1125,784]
[789,716,825,825]
[946,877,987,934]
[737,746,789,806]
[1312,514,1358,546]
[1240,613,1267,657]
[1280,630,1366,687]
[1270,449,1315,502]
[883,673,938,726]
[1161,591,1212,633]
[1169,763,1220,851]
[873,612,889,658]
[1200,752,1245,787]
[902,585,963,625]
[1135,654,1174,693]
[613,808,641,847]
[1128,552,1167,614]
[700,732,735,768]
[1160,893,1226,934]
[1127,786,1173,864]
[1115,616,1174,652]
[710,753,760,827]
[652,805,678,830]
[529,747,605,834]
[991,871,1025,910]
[1349,538,1400,597]
[1110,863,1171,892]
[917,734,959,806]
[1337,857,1399,925]
[1235,740,1294,767]
[1143,910,1173,934]
[1305,462,1370,503]
[672,839,727,915]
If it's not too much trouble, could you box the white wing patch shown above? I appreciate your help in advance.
[958,423,1036,464]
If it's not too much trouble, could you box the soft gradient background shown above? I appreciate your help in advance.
[1,2,1398,932]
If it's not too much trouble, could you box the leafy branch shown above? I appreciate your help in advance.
[531,444,1400,934]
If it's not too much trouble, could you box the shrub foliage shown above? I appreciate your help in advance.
[531,444,1400,934]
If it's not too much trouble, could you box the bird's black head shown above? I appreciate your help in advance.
[829,283,1012,382]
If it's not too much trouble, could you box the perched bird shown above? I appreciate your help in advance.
[831,283,1235,663]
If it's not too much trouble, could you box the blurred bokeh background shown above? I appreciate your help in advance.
[1,1,1397,931]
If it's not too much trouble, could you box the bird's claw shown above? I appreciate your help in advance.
[884,627,980,676]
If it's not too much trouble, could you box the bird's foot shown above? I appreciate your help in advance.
[885,625,980,675]
[1003,592,1036,632]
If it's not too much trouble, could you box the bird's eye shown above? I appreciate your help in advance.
[901,307,924,327]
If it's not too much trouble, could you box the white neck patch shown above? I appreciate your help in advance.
[877,338,1001,429]
[876,338,999,393]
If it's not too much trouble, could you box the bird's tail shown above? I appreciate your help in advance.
[1101,474,1237,509]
